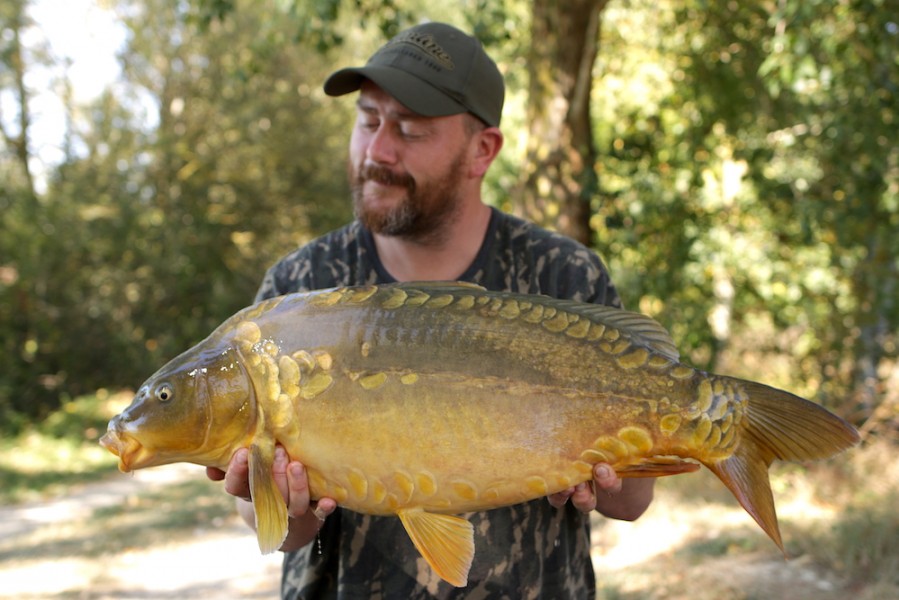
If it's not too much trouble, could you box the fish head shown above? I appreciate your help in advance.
[101,342,256,472]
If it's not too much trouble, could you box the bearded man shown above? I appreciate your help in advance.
[208,21,654,600]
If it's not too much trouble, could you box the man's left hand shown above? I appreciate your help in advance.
[547,463,622,512]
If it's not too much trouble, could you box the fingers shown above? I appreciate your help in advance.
[312,497,338,521]
[272,445,290,501]
[218,446,338,527]
[206,467,226,482]
[593,463,623,494]
[223,447,252,501]
[285,460,339,521]
[548,483,596,511]
[547,488,574,509]
[285,460,310,519]
[569,482,597,513]
[548,464,622,513]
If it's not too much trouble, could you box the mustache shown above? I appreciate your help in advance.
[358,164,416,190]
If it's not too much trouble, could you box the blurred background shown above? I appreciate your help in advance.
[1,0,897,598]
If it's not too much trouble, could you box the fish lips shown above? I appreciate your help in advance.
[99,428,150,472]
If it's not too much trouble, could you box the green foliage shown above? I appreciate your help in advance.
[593,0,898,422]
[191,0,235,28]
[0,392,124,503]
[1,0,354,427]
[1,0,896,436]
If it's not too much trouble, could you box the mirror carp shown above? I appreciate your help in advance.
[100,282,860,587]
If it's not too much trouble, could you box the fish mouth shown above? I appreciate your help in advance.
[99,429,150,472]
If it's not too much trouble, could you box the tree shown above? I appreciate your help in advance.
[190,0,608,246]
[0,0,37,193]
[515,0,608,246]
[5,0,895,435]
[0,0,57,424]
[0,0,358,424]
[592,0,898,432]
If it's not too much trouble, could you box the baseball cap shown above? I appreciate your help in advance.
[323,22,505,127]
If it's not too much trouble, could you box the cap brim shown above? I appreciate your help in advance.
[324,66,467,118]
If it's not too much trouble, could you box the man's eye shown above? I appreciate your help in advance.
[400,126,424,138]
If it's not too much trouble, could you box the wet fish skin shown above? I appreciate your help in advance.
[100,282,860,587]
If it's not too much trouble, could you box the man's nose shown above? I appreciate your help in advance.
[366,125,398,164]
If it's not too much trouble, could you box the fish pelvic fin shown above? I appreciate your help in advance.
[397,508,474,588]
[706,380,860,555]
[249,442,288,554]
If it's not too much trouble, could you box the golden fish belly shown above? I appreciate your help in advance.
[267,363,734,517]
[287,373,629,515]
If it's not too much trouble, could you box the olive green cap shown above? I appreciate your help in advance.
[324,22,505,127]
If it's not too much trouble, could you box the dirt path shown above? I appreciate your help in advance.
[590,510,852,600]
[0,466,882,599]
[0,465,281,599]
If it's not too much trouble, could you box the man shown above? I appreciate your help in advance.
[209,21,654,599]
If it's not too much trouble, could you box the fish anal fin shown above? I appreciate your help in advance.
[249,442,289,554]
[397,508,474,588]
[617,458,701,478]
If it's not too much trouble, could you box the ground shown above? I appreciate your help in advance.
[0,464,894,599]
[0,465,280,599]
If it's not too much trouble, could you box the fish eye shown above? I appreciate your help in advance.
[155,384,174,403]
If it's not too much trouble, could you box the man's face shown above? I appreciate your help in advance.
[348,81,474,243]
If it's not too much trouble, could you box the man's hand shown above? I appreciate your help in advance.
[206,448,252,501]
[206,446,338,550]
[547,463,653,521]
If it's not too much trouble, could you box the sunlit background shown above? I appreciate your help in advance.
[2,0,897,598]
[15,0,123,189]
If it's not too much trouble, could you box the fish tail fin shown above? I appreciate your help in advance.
[706,437,785,552]
[704,380,860,554]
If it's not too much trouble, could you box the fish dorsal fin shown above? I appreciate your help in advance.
[566,303,680,362]
[249,442,289,554]
[397,508,474,588]
[391,281,488,293]
[385,282,679,362]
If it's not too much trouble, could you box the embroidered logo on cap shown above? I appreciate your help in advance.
[384,31,455,70]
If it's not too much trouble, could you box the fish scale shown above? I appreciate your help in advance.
[101,282,859,588]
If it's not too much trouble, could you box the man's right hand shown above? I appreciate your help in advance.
[207,446,338,550]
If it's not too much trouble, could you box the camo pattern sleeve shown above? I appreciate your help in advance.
[254,221,382,303]
[260,208,621,600]
[463,208,622,308]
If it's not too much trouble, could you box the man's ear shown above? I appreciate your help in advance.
[469,127,504,178]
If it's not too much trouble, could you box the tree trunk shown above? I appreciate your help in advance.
[516,0,608,246]
[1,0,36,196]
[851,232,895,424]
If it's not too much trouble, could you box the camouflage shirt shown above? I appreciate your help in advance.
[255,207,622,600]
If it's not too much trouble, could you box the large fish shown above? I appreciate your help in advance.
[100,282,859,587]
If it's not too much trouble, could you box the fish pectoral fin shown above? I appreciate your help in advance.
[397,508,474,588]
[249,443,288,554]
[617,457,701,478]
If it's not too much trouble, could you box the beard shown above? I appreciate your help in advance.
[349,152,467,245]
